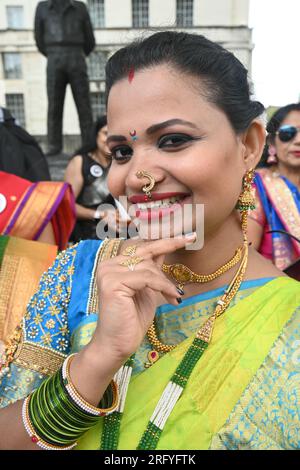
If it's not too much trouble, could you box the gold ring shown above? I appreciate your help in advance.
[119,256,144,271]
[122,245,138,257]
[136,170,156,199]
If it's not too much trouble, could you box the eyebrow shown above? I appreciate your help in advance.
[146,119,198,135]
[106,118,198,145]
[106,135,127,145]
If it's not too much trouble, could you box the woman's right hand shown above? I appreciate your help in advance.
[87,234,196,370]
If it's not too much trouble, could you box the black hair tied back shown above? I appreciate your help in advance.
[105,31,264,133]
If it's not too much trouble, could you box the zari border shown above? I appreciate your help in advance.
[87,238,123,315]
[14,341,66,376]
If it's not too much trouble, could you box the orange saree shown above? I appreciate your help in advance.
[0,171,76,250]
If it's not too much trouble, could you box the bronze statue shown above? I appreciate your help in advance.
[34,0,95,156]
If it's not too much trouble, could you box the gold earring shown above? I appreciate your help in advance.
[236,169,256,212]
[136,170,156,200]
[236,169,256,244]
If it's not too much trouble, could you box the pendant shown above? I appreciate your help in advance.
[144,350,159,368]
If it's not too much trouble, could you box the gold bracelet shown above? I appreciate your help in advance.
[62,353,119,416]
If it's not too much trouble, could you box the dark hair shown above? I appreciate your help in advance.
[72,115,107,157]
[259,103,300,167]
[266,103,300,137]
[105,31,264,133]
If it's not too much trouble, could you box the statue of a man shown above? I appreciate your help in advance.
[34,0,95,156]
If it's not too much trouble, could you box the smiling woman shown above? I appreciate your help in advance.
[248,103,300,270]
[0,32,300,451]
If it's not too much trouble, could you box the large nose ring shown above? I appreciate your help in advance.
[136,170,156,200]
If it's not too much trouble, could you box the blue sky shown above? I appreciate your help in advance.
[249,0,300,107]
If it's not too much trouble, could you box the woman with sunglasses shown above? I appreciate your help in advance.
[0,32,300,451]
[248,103,300,270]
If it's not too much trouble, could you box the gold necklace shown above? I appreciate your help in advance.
[161,246,243,291]
[145,242,248,368]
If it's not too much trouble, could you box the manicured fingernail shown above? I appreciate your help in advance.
[176,287,185,296]
[176,297,182,304]
[185,232,197,240]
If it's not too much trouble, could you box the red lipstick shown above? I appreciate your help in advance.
[128,192,190,203]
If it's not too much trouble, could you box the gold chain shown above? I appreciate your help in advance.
[146,241,248,356]
[161,246,243,290]
[196,241,248,343]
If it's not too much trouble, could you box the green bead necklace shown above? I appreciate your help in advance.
[100,243,248,450]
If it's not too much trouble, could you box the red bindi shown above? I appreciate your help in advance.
[128,67,135,83]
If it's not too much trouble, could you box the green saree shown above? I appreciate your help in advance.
[76,277,300,450]
[1,238,299,449]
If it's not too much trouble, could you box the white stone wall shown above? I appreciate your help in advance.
[0,0,251,138]
[150,0,176,27]
[105,0,132,27]
[194,0,249,26]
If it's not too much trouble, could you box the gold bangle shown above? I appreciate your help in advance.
[63,353,119,416]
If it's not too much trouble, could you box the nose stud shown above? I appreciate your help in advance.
[136,170,156,200]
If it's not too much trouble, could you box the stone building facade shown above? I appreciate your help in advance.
[0,0,252,148]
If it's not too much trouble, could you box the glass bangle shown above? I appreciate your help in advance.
[22,396,77,450]
[62,353,119,416]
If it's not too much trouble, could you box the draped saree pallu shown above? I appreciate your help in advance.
[0,235,57,343]
[0,238,300,449]
[75,274,300,450]
[0,172,76,250]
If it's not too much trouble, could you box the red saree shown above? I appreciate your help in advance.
[0,172,76,250]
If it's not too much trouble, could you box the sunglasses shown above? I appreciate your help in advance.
[276,125,300,142]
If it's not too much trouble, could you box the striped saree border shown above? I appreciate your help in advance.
[34,183,69,240]
[3,184,37,236]
[87,238,123,315]
[5,182,65,241]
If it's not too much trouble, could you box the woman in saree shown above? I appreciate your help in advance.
[0,171,76,250]
[0,171,76,343]
[0,32,299,450]
[248,103,300,270]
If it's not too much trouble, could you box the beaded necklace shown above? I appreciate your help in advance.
[100,242,248,450]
